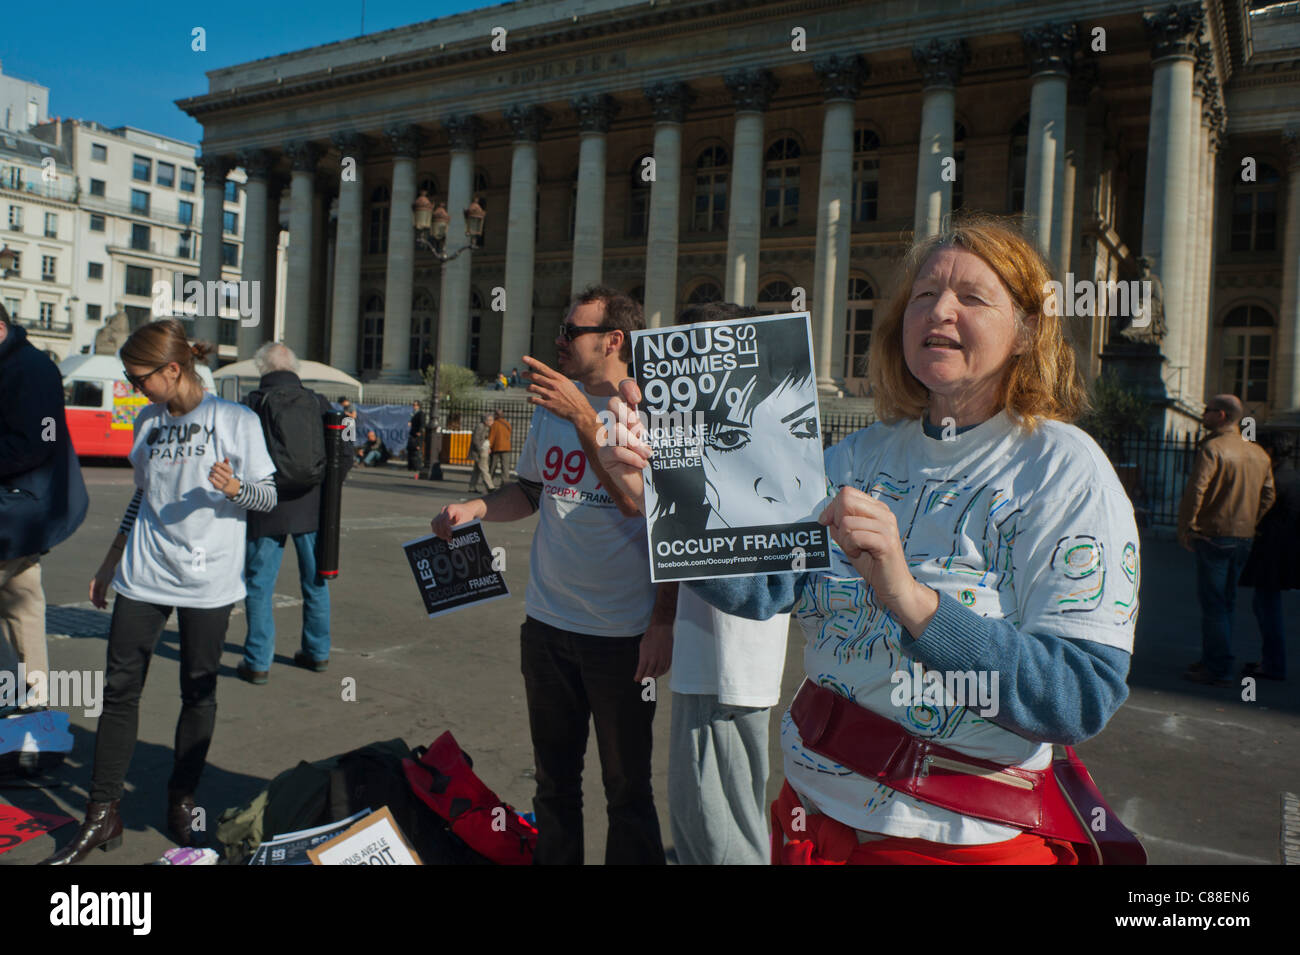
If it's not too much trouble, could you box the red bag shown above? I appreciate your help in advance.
[402,732,537,866]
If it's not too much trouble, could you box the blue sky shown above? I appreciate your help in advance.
[2,1,488,144]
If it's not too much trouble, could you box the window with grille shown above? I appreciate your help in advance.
[368,186,390,254]
[843,277,876,380]
[628,155,652,238]
[1230,164,1279,253]
[362,294,385,374]
[693,146,728,232]
[764,138,801,228]
[1221,305,1274,403]
[852,129,880,223]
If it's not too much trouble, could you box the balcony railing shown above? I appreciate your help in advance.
[27,319,73,336]
[81,193,196,229]
[0,172,78,202]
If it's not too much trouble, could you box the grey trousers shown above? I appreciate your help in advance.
[668,691,771,865]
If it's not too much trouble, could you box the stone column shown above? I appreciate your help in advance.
[1184,57,1214,406]
[329,132,367,375]
[283,141,320,359]
[811,55,866,394]
[265,178,285,343]
[1057,60,1095,279]
[501,105,548,373]
[1022,23,1075,261]
[379,125,421,382]
[643,82,693,328]
[571,94,618,295]
[912,39,967,238]
[197,154,232,366]
[724,69,776,306]
[1197,108,1225,402]
[1140,3,1203,400]
[1277,127,1300,411]
[235,149,272,361]
[440,115,481,370]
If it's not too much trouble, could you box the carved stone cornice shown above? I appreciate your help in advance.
[1282,127,1300,170]
[1200,78,1221,125]
[1144,3,1205,62]
[385,124,423,159]
[724,68,777,112]
[1194,41,1215,97]
[331,131,371,160]
[504,104,550,142]
[1022,22,1077,77]
[644,81,694,124]
[814,54,868,102]
[1068,58,1099,106]
[285,141,321,173]
[572,93,619,133]
[912,38,968,88]
[1209,104,1227,151]
[236,148,274,181]
[442,114,483,151]
[198,153,233,183]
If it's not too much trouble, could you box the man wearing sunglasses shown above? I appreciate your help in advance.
[431,285,674,864]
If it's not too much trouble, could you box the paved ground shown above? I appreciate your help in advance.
[3,461,1297,865]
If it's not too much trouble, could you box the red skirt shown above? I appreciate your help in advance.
[772,781,1078,866]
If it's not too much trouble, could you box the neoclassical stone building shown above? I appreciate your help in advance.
[177,0,1300,428]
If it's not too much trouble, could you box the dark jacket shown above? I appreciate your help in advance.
[244,370,340,539]
[0,323,89,560]
[1240,466,1300,590]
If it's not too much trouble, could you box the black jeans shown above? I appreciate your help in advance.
[520,616,665,865]
[89,594,232,803]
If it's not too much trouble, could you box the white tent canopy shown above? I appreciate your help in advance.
[212,359,363,402]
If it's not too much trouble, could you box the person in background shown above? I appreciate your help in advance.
[408,400,426,479]
[45,319,276,864]
[467,412,496,494]
[337,397,358,422]
[357,430,389,468]
[488,410,513,483]
[1237,432,1297,681]
[509,367,521,388]
[0,304,89,710]
[239,342,341,684]
[1177,394,1275,687]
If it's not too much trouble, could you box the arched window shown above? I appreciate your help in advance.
[764,138,801,228]
[409,289,436,372]
[1230,163,1279,252]
[361,293,384,375]
[687,280,723,304]
[951,123,967,212]
[468,287,483,373]
[1008,116,1029,214]
[759,280,796,313]
[368,185,390,255]
[844,277,876,382]
[852,128,880,223]
[1221,305,1274,403]
[628,154,653,238]
[693,146,729,232]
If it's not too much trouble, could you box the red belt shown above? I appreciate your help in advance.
[789,679,1090,845]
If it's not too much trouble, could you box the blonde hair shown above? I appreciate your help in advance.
[120,318,213,388]
[867,215,1088,430]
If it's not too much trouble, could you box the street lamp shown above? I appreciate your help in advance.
[412,194,487,480]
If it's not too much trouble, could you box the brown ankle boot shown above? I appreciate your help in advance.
[167,791,198,846]
[40,799,123,865]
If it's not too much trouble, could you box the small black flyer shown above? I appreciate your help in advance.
[401,521,509,618]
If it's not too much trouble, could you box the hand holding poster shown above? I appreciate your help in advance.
[402,521,509,618]
[631,311,831,582]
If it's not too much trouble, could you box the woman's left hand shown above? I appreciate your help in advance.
[208,457,239,497]
[818,487,938,635]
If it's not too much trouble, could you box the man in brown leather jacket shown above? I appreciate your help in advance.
[1176,394,1275,686]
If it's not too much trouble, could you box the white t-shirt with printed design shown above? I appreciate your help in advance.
[514,386,657,636]
[114,393,276,609]
[783,410,1139,844]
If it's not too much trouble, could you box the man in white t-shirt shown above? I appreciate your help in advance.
[432,286,675,865]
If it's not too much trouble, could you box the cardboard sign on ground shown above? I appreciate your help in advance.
[306,807,423,866]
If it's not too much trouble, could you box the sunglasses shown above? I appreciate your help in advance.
[124,362,171,390]
[558,322,617,342]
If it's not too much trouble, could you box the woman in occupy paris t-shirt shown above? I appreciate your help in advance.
[43,318,277,866]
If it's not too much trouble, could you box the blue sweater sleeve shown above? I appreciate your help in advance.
[898,591,1130,745]
[684,573,805,621]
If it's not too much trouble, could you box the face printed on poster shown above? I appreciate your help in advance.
[632,312,831,582]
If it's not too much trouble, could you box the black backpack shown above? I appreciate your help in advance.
[252,386,326,496]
